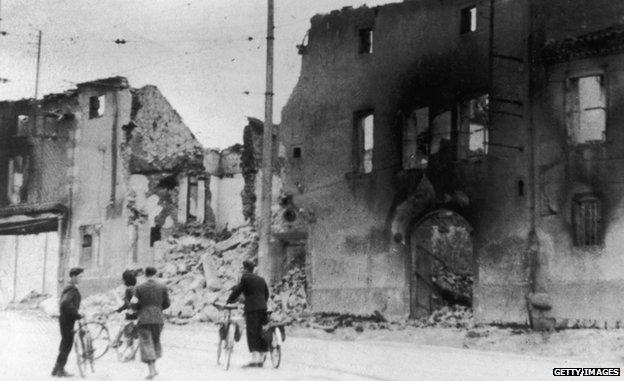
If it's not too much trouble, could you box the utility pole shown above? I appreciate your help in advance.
[34,30,42,100]
[258,0,275,281]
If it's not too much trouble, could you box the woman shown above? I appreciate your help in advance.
[115,270,138,316]
[112,270,139,359]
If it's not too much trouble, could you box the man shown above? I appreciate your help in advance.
[227,259,269,367]
[133,266,170,379]
[51,267,83,377]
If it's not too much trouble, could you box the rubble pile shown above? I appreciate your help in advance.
[269,265,309,321]
[431,264,473,307]
[157,226,258,325]
[82,286,126,322]
[413,305,475,329]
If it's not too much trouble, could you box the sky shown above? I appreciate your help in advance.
[0,0,394,149]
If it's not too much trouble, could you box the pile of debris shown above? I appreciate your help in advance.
[157,226,258,325]
[269,265,309,321]
[431,264,473,308]
[308,311,393,332]
[81,286,126,323]
[411,305,475,329]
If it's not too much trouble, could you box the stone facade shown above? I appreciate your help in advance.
[279,0,624,324]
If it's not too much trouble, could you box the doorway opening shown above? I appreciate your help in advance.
[408,209,474,318]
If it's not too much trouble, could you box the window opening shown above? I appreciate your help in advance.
[566,75,606,144]
[358,28,373,54]
[80,233,93,269]
[293,147,302,158]
[459,94,489,158]
[89,95,105,119]
[518,180,524,197]
[430,111,452,155]
[403,107,430,169]
[460,6,477,34]
[16,115,29,136]
[187,176,198,220]
[355,111,374,173]
[7,156,27,205]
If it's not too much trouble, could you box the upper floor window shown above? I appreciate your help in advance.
[572,193,601,247]
[354,111,374,173]
[7,155,28,205]
[403,107,430,169]
[89,95,105,119]
[358,28,373,54]
[292,146,302,159]
[566,75,606,144]
[79,225,100,269]
[458,94,489,158]
[16,115,30,136]
[460,6,477,34]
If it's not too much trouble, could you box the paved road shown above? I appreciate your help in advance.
[0,310,619,381]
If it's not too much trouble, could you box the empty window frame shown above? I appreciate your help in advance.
[79,225,99,269]
[460,6,477,34]
[16,115,30,136]
[293,146,302,159]
[89,95,106,119]
[7,155,28,205]
[354,111,374,173]
[358,28,373,54]
[566,75,606,144]
[572,193,601,246]
[459,94,489,157]
[187,176,199,221]
[403,107,430,169]
[430,111,452,156]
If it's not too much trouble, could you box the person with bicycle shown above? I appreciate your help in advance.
[132,266,170,379]
[51,267,84,377]
[226,259,269,367]
[111,269,139,360]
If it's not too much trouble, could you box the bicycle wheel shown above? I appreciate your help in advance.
[115,323,139,362]
[73,331,86,378]
[225,323,235,371]
[85,322,111,360]
[270,328,282,369]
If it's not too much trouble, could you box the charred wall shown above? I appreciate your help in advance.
[280,0,497,317]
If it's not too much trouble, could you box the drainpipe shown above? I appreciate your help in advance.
[110,91,119,206]
[527,0,541,310]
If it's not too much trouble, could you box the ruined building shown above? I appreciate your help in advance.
[205,144,246,230]
[0,77,208,301]
[278,0,624,326]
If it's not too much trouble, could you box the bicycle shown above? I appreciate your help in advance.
[73,316,111,377]
[112,318,139,362]
[262,310,288,369]
[214,303,240,370]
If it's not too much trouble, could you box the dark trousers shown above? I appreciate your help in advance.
[53,318,75,371]
[245,309,268,352]
[138,324,163,363]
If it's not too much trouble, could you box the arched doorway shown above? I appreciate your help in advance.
[408,209,474,318]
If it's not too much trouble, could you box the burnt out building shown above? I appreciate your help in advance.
[278,0,624,325]
[0,77,208,302]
